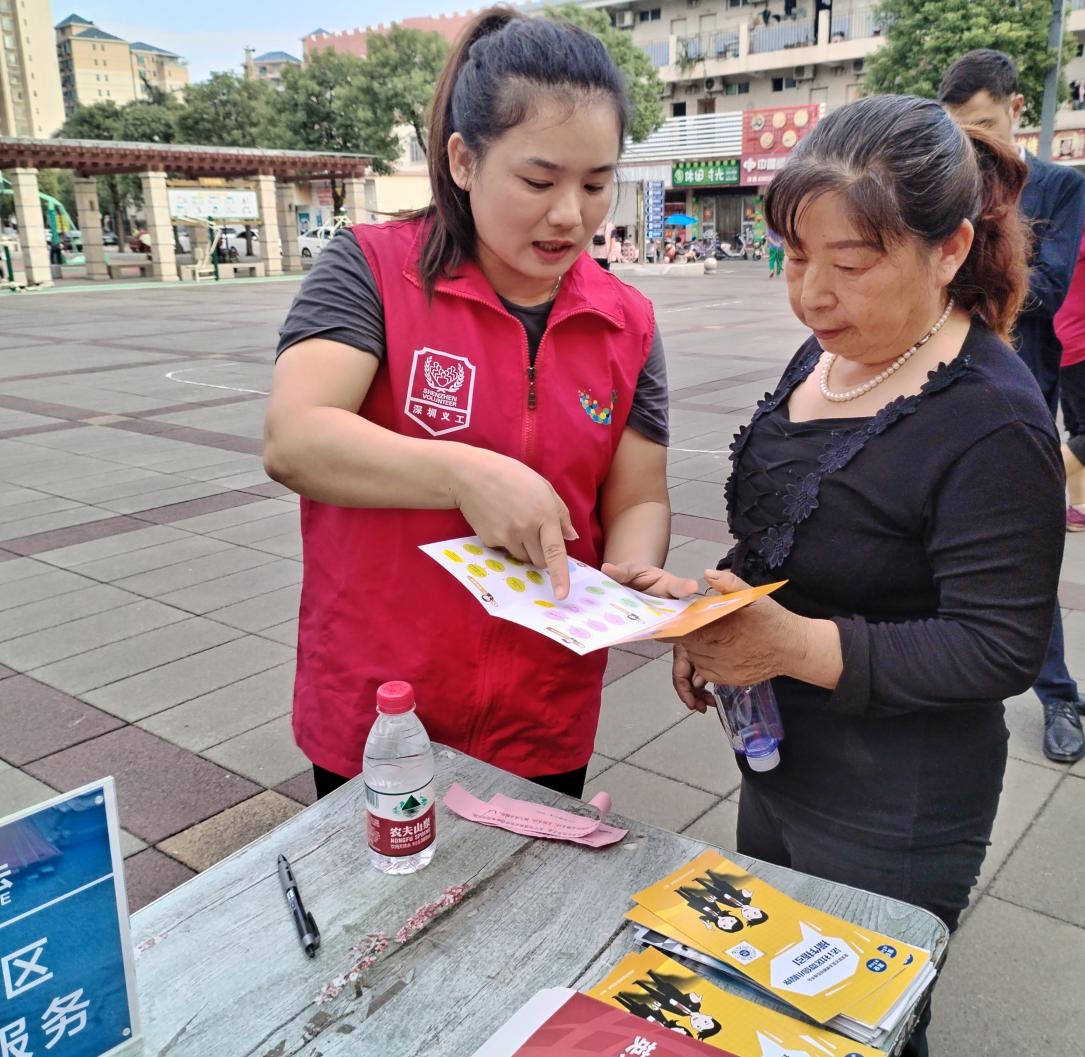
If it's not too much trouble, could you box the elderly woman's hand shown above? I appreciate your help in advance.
[678,569,799,686]
[677,569,844,692]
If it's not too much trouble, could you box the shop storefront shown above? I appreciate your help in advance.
[671,158,753,243]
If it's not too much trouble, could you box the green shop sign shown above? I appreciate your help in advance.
[672,159,740,188]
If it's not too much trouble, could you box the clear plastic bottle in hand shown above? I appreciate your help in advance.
[363,681,436,874]
[712,682,784,771]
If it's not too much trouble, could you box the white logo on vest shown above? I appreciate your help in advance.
[405,348,477,436]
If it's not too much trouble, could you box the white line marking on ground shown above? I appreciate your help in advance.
[165,362,269,395]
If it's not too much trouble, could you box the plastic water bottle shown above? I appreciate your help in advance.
[712,682,784,772]
[363,680,436,874]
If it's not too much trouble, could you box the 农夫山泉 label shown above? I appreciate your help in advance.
[365,780,436,856]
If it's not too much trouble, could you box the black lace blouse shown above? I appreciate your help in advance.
[722,322,1064,843]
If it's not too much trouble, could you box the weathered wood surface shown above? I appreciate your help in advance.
[130,747,947,1057]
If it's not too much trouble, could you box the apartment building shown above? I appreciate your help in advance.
[130,41,189,100]
[0,0,66,138]
[55,14,188,115]
[598,0,880,116]
[243,49,302,89]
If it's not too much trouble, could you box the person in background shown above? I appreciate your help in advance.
[765,228,784,278]
[940,48,1085,764]
[667,95,1063,1056]
[1056,229,1085,531]
[264,8,693,802]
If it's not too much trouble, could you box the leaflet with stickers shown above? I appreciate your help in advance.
[626,852,935,1045]
[588,949,884,1057]
[421,535,783,655]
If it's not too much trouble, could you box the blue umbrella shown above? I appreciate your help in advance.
[665,213,698,226]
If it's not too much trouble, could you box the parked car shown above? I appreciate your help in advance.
[102,230,118,246]
[298,224,336,259]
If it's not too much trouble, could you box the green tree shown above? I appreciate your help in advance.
[57,100,123,140]
[176,72,281,148]
[278,49,399,209]
[56,103,133,240]
[544,4,665,143]
[864,0,1076,125]
[361,26,449,160]
[117,100,179,144]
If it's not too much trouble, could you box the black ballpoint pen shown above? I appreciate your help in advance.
[278,854,321,957]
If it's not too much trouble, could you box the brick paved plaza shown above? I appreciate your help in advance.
[1,266,1083,1053]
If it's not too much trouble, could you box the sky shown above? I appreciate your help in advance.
[54,0,473,82]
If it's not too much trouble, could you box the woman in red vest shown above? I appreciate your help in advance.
[264,8,693,799]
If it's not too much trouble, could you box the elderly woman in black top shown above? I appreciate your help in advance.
[670,96,1064,1054]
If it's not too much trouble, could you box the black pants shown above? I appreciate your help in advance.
[313,762,589,801]
[738,780,993,1057]
[1062,359,1085,460]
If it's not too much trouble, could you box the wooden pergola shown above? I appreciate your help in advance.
[0,136,373,287]
[0,137,371,180]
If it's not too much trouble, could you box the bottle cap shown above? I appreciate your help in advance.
[376,680,415,714]
[746,744,780,771]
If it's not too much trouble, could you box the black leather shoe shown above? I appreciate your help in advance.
[1043,700,1085,763]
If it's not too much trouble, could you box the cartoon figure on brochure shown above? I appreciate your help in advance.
[615,970,723,1042]
[697,868,771,925]
[677,869,772,932]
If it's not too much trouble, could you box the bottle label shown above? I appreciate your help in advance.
[365,779,436,857]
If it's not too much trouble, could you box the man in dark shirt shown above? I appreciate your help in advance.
[941,49,1085,763]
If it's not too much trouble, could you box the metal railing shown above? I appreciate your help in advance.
[748,6,881,53]
[675,30,741,64]
[749,20,813,54]
[652,4,884,66]
[829,5,883,40]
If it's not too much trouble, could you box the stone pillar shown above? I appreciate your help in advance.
[276,183,302,273]
[138,170,178,281]
[9,168,52,288]
[253,174,282,276]
[73,176,108,281]
[341,175,366,226]
[190,219,211,275]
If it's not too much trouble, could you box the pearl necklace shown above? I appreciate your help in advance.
[818,298,955,403]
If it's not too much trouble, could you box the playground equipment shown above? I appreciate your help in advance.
[170,215,229,281]
[0,172,81,264]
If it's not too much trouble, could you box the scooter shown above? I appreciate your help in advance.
[716,234,747,260]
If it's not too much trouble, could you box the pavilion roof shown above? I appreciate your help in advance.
[0,137,373,180]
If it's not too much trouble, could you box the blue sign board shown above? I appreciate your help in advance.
[644,180,665,239]
[0,781,139,1057]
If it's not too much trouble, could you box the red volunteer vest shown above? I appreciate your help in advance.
[292,218,656,778]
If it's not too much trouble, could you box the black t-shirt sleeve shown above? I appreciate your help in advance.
[275,230,386,361]
[627,324,670,446]
[826,419,1065,716]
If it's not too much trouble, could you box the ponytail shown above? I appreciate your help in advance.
[418,8,517,296]
[949,126,1030,341]
[415,5,630,297]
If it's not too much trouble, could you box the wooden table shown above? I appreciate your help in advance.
[130,747,948,1056]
